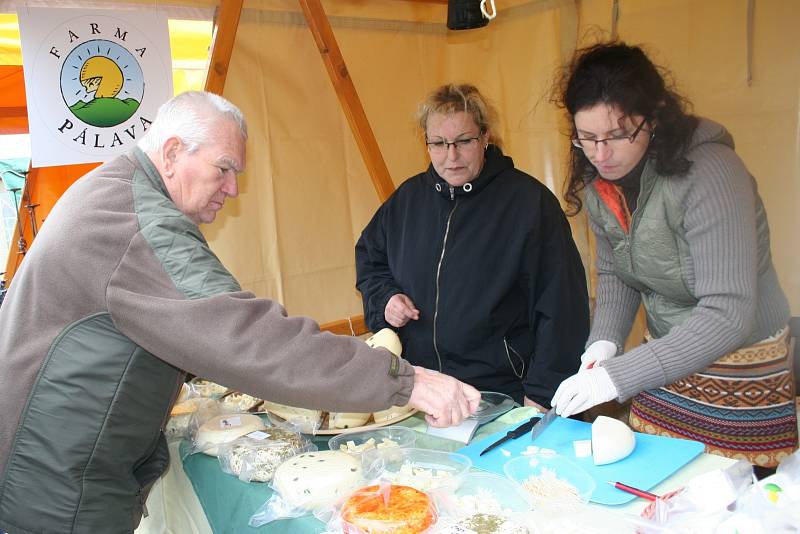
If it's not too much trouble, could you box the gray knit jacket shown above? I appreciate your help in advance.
[585,118,790,401]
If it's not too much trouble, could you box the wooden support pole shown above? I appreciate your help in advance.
[205,0,244,95]
[299,0,396,202]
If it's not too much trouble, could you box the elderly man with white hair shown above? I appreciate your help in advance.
[0,91,480,534]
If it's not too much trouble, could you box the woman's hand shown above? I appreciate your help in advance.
[384,294,420,327]
[551,367,618,417]
[579,340,617,371]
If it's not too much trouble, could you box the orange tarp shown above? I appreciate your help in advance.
[0,65,27,134]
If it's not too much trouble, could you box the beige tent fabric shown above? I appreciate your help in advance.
[209,0,588,324]
[207,0,798,327]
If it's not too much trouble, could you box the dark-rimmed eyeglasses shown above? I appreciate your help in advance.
[426,136,481,154]
[571,118,650,151]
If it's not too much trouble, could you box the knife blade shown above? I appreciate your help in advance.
[479,414,542,456]
[529,407,557,442]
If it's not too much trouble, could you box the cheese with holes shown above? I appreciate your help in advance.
[591,416,636,465]
[273,451,363,510]
[365,328,403,357]
[195,414,267,456]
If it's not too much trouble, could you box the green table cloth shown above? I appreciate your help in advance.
[180,406,537,533]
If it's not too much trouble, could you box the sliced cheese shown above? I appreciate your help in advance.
[195,414,267,456]
[573,439,593,459]
[330,412,372,429]
[273,451,363,510]
[591,416,636,465]
[365,328,403,357]
[372,404,413,423]
[261,401,322,427]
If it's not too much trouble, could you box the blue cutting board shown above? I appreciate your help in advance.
[458,416,705,505]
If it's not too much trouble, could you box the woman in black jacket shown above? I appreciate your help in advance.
[355,83,589,408]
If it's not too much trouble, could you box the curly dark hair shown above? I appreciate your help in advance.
[554,42,699,215]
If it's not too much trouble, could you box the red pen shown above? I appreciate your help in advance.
[607,480,659,501]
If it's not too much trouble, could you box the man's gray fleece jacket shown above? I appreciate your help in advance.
[0,148,414,533]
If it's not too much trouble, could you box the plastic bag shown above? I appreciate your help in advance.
[249,450,365,527]
[184,406,268,457]
[329,482,439,534]
[217,428,315,483]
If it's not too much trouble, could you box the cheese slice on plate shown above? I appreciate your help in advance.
[373,404,413,423]
[261,401,322,426]
[330,412,372,429]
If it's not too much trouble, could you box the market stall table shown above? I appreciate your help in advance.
[135,407,734,534]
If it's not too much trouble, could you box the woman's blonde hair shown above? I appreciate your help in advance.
[416,83,503,150]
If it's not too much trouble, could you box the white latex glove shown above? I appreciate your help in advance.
[579,340,618,371]
[551,367,618,418]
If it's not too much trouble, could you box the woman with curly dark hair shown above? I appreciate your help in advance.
[550,42,795,467]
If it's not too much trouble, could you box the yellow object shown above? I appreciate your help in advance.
[80,56,123,98]
[365,328,402,357]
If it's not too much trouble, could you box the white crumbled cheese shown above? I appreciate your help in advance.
[521,467,581,503]
[451,488,513,516]
[221,393,261,412]
[338,437,399,454]
[521,446,539,456]
[500,448,512,457]
[381,460,455,491]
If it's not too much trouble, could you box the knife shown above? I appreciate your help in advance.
[479,414,543,456]
[529,407,557,442]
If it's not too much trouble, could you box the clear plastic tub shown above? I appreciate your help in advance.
[362,447,472,493]
[327,425,417,456]
[503,452,595,506]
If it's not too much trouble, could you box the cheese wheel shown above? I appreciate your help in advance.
[591,415,636,465]
[365,328,403,357]
[341,484,436,534]
[330,412,372,429]
[195,414,267,456]
[273,451,363,510]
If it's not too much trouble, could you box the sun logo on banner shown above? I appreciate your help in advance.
[17,8,173,166]
[60,39,144,127]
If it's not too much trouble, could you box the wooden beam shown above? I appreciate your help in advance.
[204,0,243,95]
[319,314,370,336]
[299,0,396,202]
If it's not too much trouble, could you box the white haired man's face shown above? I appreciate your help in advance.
[166,119,246,225]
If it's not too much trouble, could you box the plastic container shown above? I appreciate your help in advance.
[436,471,532,518]
[503,453,595,505]
[362,447,471,493]
[327,426,417,456]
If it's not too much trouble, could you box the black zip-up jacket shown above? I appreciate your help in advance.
[355,146,589,406]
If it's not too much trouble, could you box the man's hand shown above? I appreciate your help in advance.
[384,294,420,328]
[551,367,618,418]
[408,366,481,427]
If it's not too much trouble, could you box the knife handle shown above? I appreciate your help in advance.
[509,415,541,438]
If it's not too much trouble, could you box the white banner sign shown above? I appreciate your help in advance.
[17,8,173,167]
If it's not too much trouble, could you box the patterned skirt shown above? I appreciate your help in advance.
[630,328,798,467]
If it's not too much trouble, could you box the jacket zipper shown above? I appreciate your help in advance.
[433,186,458,372]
